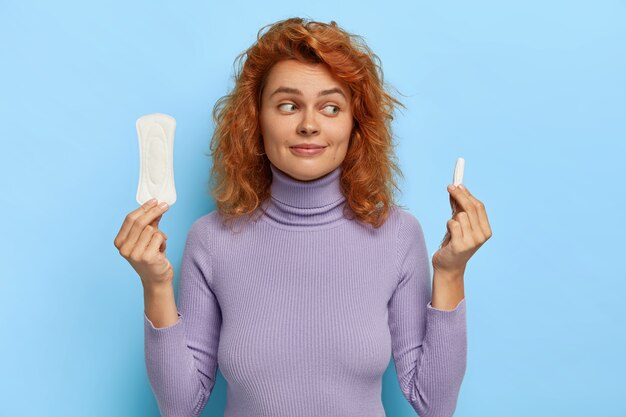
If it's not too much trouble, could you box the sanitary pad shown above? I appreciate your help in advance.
[453,157,464,186]
[135,113,177,206]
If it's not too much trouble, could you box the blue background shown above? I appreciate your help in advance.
[1,0,625,416]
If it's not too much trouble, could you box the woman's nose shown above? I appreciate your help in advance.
[297,109,320,136]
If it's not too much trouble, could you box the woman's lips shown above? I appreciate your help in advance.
[290,146,327,156]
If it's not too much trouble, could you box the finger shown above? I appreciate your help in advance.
[115,199,158,248]
[448,185,478,233]
[449,193,457,215]
[146,230,166,260]
[448,218,463,249]
[150,213,163,228]
[155,230,168,248]
[458,185,492,238]
[455,212,474,246]
[128,225,157,260]
[148,220,168,239]
[150,214,168,235]
[124,203,170,251]
[150,201,171,228]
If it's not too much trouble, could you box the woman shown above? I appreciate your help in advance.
[115,17,492,417]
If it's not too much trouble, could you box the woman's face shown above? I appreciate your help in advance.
[259,59,353,182]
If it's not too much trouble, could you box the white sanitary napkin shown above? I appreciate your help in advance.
[453,157,464,186]
[135,113,177,206]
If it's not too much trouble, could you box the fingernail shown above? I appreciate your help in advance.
[458,184,465,190]
[145,198,157,206]
[159,202,169,210]
[448,184,456,191]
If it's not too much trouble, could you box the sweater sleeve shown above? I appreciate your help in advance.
[144,219,222,417]
[388,212,467,417]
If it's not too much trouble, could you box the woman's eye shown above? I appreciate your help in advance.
[278,103,296,112]
[278,103,339,114]
[323,105,340,115]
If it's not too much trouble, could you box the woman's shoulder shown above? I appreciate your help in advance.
[188,209,228,237]
[187,208,258,241]
[350,205,425,251]
[386,205,425,235]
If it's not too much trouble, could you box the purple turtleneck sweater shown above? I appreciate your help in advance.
[144,163,467,417]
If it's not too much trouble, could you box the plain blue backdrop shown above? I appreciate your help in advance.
[1,0,625,416]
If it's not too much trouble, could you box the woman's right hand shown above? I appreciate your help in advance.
[114,199,173,289]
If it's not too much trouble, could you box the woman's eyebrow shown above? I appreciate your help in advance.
[269,86,347,99]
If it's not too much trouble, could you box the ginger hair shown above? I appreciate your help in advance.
[206,16,407,229]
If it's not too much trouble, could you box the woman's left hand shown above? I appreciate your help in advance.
[432,184,492,275]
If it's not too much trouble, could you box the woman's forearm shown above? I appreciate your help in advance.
[144,283,179,328]
[431,269,465,310]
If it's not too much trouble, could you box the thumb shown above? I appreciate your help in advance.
[150,213,163,228]
[449,193,457,215]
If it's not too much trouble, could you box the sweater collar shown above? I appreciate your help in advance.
[259,163,348,230]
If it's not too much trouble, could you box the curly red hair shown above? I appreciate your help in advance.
[206,17,407,229]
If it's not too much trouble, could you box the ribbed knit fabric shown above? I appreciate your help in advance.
[144,162,467,417]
